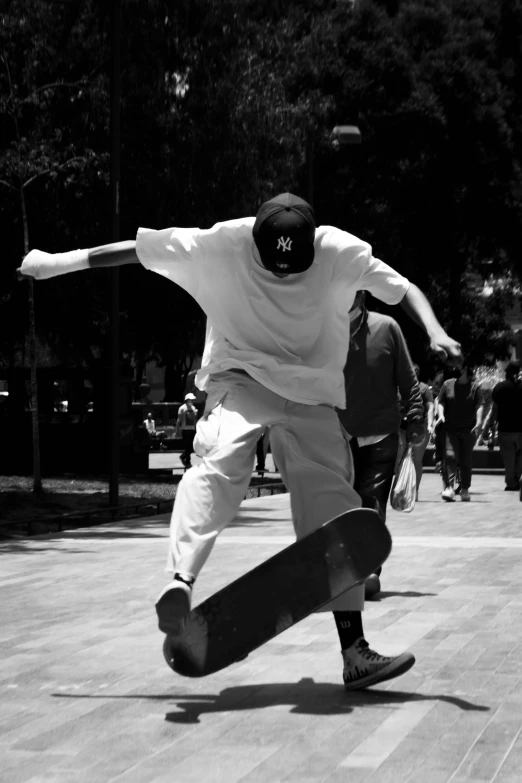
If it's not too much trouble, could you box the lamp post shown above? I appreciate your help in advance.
[306,125,362,206]
[109,0,121,506]
[331,125,363,147]
[41,0,121,503]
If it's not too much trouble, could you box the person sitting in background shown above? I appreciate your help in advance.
[144,412,167,450]
[175,393,199,467]
[482,361,522,491]
[437,364,484,502]
[144,412,156,436]
[338,290,425,598]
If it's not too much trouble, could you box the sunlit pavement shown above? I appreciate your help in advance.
[1,473,522,783]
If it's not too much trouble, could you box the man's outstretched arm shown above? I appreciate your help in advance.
[17,240,140,280]
[400,282,462,366]
[88,241,140,268]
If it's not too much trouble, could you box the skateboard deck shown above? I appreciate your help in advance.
[163,507,391,677]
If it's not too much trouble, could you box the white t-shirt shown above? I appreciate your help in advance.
[135,217,409,408]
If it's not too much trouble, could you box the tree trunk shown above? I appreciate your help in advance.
[134,357,147,401]
[20,184,43,494]
[449,254,465,344]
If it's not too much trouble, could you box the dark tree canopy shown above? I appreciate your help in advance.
[2,0,521,394]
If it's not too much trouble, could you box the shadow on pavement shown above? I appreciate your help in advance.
[53,678,490,722]
[369,591,438,601]
[0,519,168,549]
[164,682,491,722]
[417,498,492,504]
[0,543,92,555]
[55,529,167,540]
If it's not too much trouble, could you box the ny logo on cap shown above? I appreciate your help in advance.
[277,236,292,252]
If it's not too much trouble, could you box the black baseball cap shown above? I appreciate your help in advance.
[253,193,316,274]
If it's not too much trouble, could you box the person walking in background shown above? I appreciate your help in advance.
[185,369,207,417]
[409,364,435,499]
[437,364,485,502]
[338,291,425,598]
[482,361,522,491]
[255,429,270,474]
[175,393,199,467]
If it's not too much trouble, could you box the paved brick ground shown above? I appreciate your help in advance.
[1,473,522,783]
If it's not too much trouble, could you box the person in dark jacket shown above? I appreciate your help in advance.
[338,291,425,597]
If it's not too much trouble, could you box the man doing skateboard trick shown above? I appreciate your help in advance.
[20,193,462,688]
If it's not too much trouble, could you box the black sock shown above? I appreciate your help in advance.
[174,573,194,588]
[333,611,364,650]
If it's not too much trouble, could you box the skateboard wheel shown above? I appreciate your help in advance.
[163,636,198,677]
[162,636,176,670]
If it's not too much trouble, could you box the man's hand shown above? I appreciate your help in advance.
[400,284,463,366]
[471,423,482,439]
[429,334,463,366]
[17,250,55,280]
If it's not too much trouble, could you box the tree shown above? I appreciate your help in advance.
[3,0,521,438]
[117,0,342,389]
[0,2,108,490]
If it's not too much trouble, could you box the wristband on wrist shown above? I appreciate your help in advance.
[21,248,90,280]
[50,249,90,277]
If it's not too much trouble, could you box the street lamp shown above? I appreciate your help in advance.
[331,125,362,147]
[307,125,362,206]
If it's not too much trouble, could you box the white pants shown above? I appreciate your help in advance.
[168,371,365,611]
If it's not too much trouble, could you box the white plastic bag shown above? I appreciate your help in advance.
[390,443,416,512]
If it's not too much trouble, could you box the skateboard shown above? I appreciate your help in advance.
[163,507,391,677]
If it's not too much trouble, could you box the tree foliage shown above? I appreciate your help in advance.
[1,0,521,394]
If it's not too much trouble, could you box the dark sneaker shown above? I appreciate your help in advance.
[364,573,381,600]
[342,638,415,690]
[155,579,192,635]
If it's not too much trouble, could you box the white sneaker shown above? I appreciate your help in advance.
[342,638,415,690]
[155,578,192,635]
[460,488,470,501]
[442,487,455,502]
